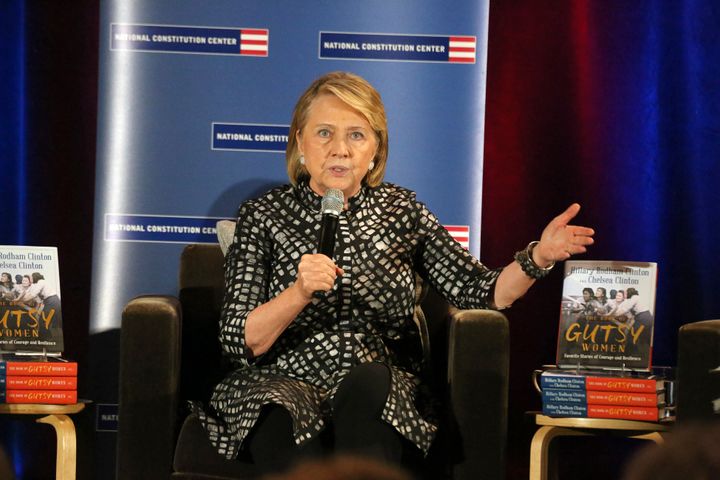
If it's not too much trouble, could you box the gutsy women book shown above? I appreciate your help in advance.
[556,260,658,371]
[0,246,64,355]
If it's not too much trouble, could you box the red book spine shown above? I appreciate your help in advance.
[585,377,658,393]
[2,362,78,377]
[587,405,659,421]
[2,376,78,390]
[585,391,659,406]
[1,390,77,404]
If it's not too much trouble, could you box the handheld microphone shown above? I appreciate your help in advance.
[317,189,344,258]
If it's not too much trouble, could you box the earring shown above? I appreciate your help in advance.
[299,155,305,165]
[369,161,375,170]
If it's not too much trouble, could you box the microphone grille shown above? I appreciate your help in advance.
[321,189,344,215]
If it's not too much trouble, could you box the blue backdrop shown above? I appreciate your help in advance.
[87,2,489,477]
[90,0,491,334]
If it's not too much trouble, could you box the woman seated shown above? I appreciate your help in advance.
[192,71,595,474]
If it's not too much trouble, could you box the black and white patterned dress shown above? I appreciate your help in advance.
[194,180,501,459]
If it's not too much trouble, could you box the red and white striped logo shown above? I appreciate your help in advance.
[444,225,470,249]
[448,36,476,63]
[240,29,269,56]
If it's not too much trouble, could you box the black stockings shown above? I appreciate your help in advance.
[246,363,404,474]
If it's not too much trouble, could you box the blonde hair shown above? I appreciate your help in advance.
[286,71,388,187]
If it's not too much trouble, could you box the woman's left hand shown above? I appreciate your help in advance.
[533,203,594,266]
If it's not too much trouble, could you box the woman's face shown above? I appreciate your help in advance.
[596,288,605,299]
[616,291,625,301]
[297,93,378,201]
[0,273,9,283]
[22,277,30,287]
[582,291,591,302]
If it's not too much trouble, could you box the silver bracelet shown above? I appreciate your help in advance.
[514,241,555,279]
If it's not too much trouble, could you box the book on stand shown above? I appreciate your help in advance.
[0,245,64,355]
[542,403,672,422]
[556,260,658,371]
[0,357,78,376]
[536,368,667,393]
[1,375,78,390]
[0,390,77,404]
[541,388,664,407]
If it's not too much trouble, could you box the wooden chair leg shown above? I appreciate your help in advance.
[630,431,666,444]
[529,425,592,480]
[37,414,77,480]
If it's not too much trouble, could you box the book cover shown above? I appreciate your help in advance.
[0,246,64,354]
[542,402,670,421]
[0,375,77,390]
[538,369,664,393]
[0,389,77,404]
[556,260,658,371]
[0,359,78,377]
[541,388,663,406]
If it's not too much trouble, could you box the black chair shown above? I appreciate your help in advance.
[117,244,509,479]
[676,319,720,422]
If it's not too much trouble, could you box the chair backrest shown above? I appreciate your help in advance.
[177,244,228,403]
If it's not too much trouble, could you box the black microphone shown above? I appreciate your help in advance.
[317,189,344,258]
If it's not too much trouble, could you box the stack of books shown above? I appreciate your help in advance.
[537,368,673,421]
[1,357,78,404]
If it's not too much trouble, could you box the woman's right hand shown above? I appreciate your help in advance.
[294,254,344,300]
[244,253,343,357]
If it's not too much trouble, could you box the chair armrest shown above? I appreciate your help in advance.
[447,308,509,480]
[117,295,182,480]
